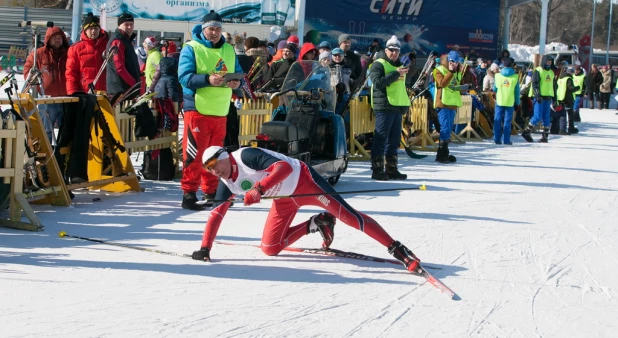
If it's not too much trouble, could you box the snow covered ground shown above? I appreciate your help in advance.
[2,107,618,337]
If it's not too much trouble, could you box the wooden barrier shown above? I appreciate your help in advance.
[453,95,478,142]
[0,119,43,231]
[0,95,72,231]
[407,97,439,152]
[348,96,373,159]
[237,98,272,146]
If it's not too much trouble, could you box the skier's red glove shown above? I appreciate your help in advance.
[244,185,264,206]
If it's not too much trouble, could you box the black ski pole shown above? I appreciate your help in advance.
[58,231,191,258]
[207,184,427,204]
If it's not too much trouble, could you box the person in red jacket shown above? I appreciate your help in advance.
[66,12,110,95]
[23,25,70,143]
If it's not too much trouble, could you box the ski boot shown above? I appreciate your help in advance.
[385,155,407,180]
[201,193,216,207]
[388,241,421,273]
[182,191,206,211]
[192,247,210,261]
[521,125,534,142]
[308,212,336,248]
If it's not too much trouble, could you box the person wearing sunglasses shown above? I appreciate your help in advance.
[191,146,423,273]
[368,35,410,181]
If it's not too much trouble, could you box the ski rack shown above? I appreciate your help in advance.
[0,96,70,231]
[75,94,141,192]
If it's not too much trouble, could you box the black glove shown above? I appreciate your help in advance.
[191,247,210,262]
[535,96,542,103]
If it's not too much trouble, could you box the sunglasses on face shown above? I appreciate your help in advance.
[203,148,225,171]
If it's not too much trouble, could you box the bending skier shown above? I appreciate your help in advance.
[191,146,422,273]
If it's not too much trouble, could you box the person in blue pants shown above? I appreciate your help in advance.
[493,57,520,144]
[521,55,556,143]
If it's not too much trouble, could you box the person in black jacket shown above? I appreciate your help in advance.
[106,13,140,98]
[368,36,410,181]
[585,64,603,109]
[338,34,362,81]
[154,57,181,102]
[264,43,297,90]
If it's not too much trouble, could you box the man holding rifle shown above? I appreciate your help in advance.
[190,145,423,275]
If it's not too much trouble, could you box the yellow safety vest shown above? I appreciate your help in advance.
[528,66,555,97]
[187,40,236,116]
[494,73,518,107]
[557,77,575,102]
[572,73,585,95]
[434,65,462,108]
[370,59,410,107]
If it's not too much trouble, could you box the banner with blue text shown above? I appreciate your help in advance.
[303,0,501,58]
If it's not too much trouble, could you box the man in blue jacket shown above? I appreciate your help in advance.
[493,57,520,145]
[177,10,244,210]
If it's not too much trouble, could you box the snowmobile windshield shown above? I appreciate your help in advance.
[279,61,336,112]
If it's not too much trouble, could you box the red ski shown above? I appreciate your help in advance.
[410,265,458,300]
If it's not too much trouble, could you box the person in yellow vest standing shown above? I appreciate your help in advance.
[433,51,469,163]
[556,67,581,135]
[368,35,410,181]
[522,55,555,143]
[572,60,586,122]
[492,57,520,145]
[178,10,243,210]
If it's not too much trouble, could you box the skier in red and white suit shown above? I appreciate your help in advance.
[191,146,422,272]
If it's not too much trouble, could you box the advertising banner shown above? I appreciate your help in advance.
[84,0,295,26]
[303,0,501,59]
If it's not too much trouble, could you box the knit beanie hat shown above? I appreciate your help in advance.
[287,35,299,46]
[277,40,287,50]
[319,51,332,61]
[283,43,298,54]
[82,12,100,29]
[338,34,351,44]
[245,36,260,50]
[117,13,134,26]
[385,35,401,50]
[202,10,222,29]
[143,36,156,48]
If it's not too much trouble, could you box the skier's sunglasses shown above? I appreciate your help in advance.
[203,148,225,171]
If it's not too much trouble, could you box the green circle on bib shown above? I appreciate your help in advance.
[240,180,253,191]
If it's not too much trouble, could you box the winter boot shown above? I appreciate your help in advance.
[182,191,206,211]
[444,141,456,162]
[521,124,534,142]
[539,127,550,143]
[435,141,454,163]
[388,241,421,273]
[308,212,336,248]
[191,247,210,261]
[371,156,390,181]
[385,155,407,180]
